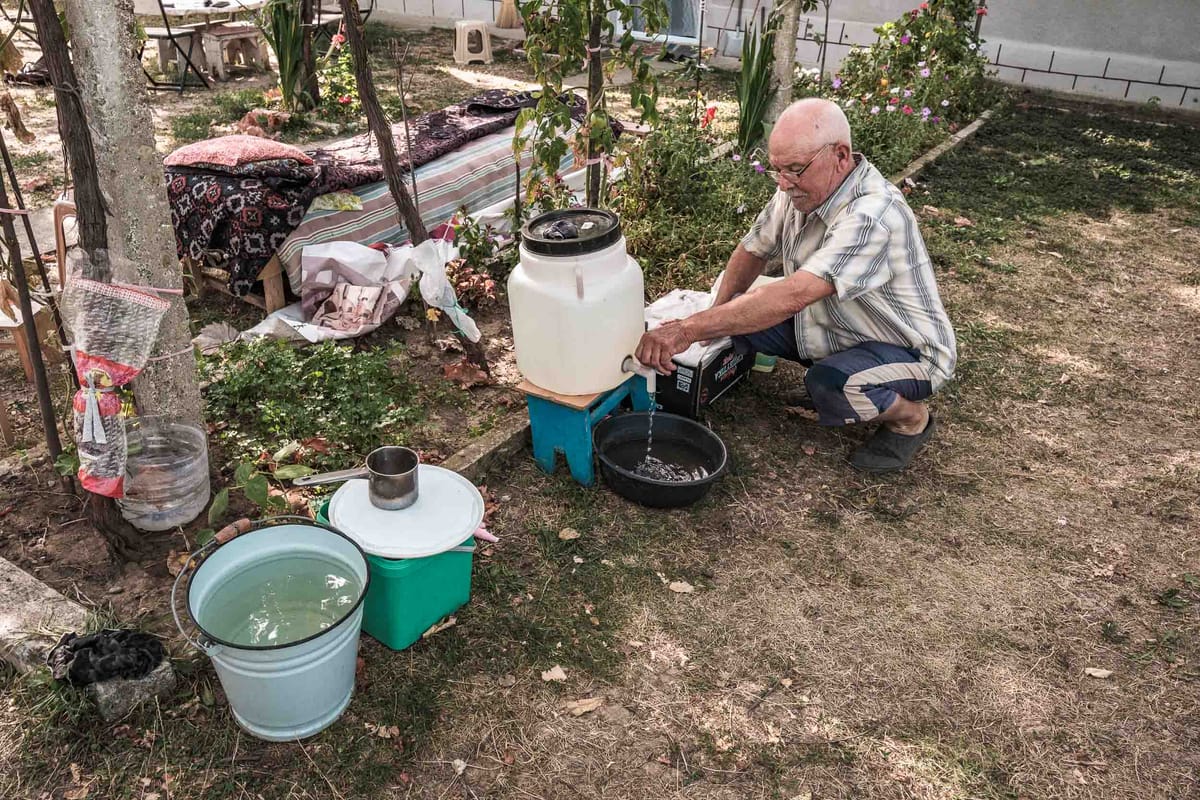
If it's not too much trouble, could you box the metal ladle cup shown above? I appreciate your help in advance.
[292,446,420,510]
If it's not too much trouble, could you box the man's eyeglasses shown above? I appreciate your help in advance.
[764,142,834,183]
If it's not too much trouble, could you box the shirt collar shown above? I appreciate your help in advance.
[811,153,868,225]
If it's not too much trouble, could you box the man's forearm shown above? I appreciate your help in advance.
[683,271,836,344]
[712,244,767,307]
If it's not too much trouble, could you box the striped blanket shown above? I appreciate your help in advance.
[277,126,579,293]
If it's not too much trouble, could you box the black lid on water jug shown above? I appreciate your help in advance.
[520,208,622,256]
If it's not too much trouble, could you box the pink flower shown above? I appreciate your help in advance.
[699,103,717,128]
[732,153,742,162]
[900,34,911,44]
[902,105,914,114]
[889,96,900,104]
[338,94,352,104]
[903,88,913,97]
[832,77,843,89]
[331,33,346,47]
[940,99,950,107]
[920,67,931,78]
[752,160,766,174]
[921,106,931,116]
[919,2,929,8]
[910,9,919,18]
[885,104,897,112]
[870,105,881,114]
[931,115,941,123]
[977,6,988,15]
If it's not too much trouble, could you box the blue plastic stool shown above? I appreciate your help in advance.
[521,374,653,487]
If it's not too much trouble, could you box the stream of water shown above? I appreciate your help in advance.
[632,394,711,482]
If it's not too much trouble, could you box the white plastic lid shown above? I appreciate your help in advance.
[327,465,484,559]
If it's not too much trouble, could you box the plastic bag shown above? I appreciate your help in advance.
[414,239,480,342]
[61,277,171,498]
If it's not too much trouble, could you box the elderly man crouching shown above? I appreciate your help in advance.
[635,98,957,473]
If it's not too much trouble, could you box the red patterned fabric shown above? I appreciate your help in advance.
[164,135,314,168]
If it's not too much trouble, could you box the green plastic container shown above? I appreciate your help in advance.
[317,500,474,651]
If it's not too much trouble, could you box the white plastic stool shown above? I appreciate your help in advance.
[453,20,493,65]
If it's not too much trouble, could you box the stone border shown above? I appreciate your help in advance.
[439,105,1002,486]
[889,107,998,186]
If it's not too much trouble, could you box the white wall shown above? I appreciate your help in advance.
[373,0,1200,108]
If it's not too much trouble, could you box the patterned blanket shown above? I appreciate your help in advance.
[167,90,593,295]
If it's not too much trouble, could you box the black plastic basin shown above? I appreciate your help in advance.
[593,412,728,508]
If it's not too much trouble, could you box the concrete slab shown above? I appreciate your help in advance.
[0,556,89,672]
[0,556,176,720]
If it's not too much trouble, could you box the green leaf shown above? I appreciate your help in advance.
[267,495,289,512]
[235,462,256,487]
[194,528,215,546]
[244,474,271,509]
[53,451,80,477]
[207,488,230,526]
[273,464,316,481]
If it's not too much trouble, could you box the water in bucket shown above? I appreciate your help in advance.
[201,555,362,647]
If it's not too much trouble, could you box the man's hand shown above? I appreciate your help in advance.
[634,321,692,374]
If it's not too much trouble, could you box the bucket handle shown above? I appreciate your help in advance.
[170,515,343,655]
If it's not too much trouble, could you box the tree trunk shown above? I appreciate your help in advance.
[338,0,426,244]
[338,0,488,373]
[585,6,602,207]
[62,0,202,427]
[27,0,108,258]
[30,0,143,560]
[52,0,205,559]
[767,0,801,122]
[301,0,320,108]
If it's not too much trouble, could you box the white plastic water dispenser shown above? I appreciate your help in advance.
[507,209,646,395]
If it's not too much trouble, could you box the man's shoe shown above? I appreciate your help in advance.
[850,415,937,473]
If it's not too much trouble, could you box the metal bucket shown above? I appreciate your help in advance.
[172,517,370,741]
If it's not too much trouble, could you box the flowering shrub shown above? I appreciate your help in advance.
[609,108,774,296]
[835,0,995,120]
[787,1,999,173]
[318,32,361,119]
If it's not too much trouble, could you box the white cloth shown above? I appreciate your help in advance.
[644,289,731,368]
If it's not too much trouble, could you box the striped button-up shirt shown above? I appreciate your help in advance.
[741,155,957,389]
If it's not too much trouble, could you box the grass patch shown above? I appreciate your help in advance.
[919,100,1200,287]
[10,150,51,170]
[199,338,423,471]
[170,109,218,144]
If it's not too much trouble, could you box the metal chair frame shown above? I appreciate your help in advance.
[139,0,212,93]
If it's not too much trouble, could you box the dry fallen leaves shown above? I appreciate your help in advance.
[1084,668,1113,679]
[365,722,401,738]
[558,527,581,541]
[442,358,489,389]
[563,697,604,716]
[953,215,975,228]
[165,550,189,578]
[541,665,568,682]
[668,581,695,594]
